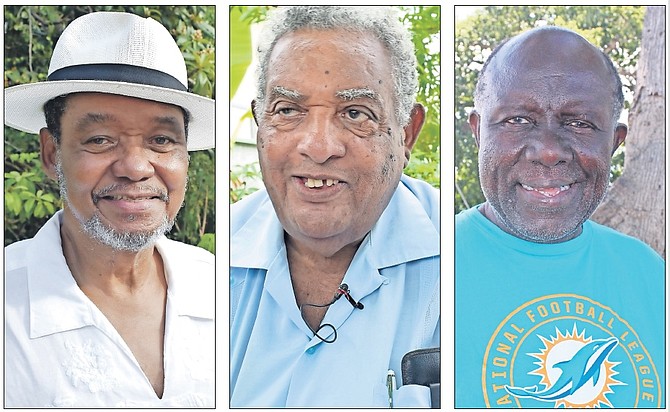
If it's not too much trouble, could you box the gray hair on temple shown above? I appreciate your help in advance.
[254,6,419,126]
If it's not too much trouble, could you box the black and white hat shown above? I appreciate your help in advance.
[4,11,214,151]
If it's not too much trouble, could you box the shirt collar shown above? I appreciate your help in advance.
[27,211,95,338]
[157,238,214,320]
[27,211,212,339]
[230,193,286,269]
[365,179,440,269]
[230,178,440,271]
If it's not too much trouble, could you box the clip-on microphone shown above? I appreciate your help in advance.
[335,283,364,309]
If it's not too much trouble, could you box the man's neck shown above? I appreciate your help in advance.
[285,233,363,331]
[285,233,361,276]
[59,212,164,296]
[59,211,168,398]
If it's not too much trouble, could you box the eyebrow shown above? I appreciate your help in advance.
[75,113,185,135]
[154,115,184,130]
[271,86,303,101]
[152,115,187,139]
[336,87,380,103]
[75,113,116,131]
[270,85,382,105]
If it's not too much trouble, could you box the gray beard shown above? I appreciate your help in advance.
[55,157,175,252]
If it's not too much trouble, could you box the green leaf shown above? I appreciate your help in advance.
[44,201,56,215]
[34,202,46,218]
[5,192,20,216]
[24,198,35,214]
[41,193,56,202]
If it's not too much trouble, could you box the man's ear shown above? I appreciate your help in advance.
[612,122,627,156]
[39,128,58,180]
[401,103,426,167]
[251,100,259,126]
[468,110,481,148]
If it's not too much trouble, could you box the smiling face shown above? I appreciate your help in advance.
[470,28,626,243]
[42,93,190,251]
[256,28,421,256]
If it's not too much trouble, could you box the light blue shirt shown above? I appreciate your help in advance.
[230,175,440,407]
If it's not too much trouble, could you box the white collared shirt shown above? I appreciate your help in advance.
[4,211,215,407]
[230,175,440,407]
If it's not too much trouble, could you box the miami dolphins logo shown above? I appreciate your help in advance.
[505,326,624,407]
[482,294,661,408]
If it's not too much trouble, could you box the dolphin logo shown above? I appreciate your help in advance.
[505,336,619,402]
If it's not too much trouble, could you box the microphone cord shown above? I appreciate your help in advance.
[299,283,364,344]
[300,301,338,344]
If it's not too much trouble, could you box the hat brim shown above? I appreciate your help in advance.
[4,80,214,151]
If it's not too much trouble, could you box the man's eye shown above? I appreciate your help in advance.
[153,136,174,145]
[86,136,111,145]
[567,120,593,129]
[276,107,300,116]
[505,116,530,125]
[343,108,372,122]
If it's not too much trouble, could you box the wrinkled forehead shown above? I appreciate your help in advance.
[266,28,394,90]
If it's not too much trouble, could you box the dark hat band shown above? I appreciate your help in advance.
[47,63,187,92]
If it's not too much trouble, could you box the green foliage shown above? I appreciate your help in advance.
[455,6,645,213]
[197,233,215,254]
[229,6,441,202]
[4,6,215,249]
[400,6,441,187]
[229,7,252,99]
[171,149,215,246]
[4,152,60,243]
[230,162,261,204]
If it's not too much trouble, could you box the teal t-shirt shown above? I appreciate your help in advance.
[456,206,665,408]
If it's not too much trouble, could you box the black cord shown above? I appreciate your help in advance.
[299,284,363,344]
[300,301,338,343]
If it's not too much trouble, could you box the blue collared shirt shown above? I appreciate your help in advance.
[230,175,440,407]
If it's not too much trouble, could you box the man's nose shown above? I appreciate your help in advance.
[524,126,573,167]
[111,144,155,181]
[296,110,346,164]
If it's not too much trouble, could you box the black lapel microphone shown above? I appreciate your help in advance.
[335,283,364,310]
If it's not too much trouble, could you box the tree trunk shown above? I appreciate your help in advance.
[592,6,666,258]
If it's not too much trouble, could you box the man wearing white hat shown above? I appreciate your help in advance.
[4,11,214,407]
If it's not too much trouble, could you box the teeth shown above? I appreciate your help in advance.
[521,183,571,198]
[521,184,534,191]
[107,195,152,201]
[305,178,339,188]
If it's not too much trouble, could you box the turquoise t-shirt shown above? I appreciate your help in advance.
[456,206,665,408]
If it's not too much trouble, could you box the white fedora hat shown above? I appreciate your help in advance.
[4,11,214,151]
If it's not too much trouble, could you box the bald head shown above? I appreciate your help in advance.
[474,26,624,124]
[469,25,628,243]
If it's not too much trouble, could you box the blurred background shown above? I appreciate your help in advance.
[4,6,215,253]
[455,6,665,256]
[229,6,441,203]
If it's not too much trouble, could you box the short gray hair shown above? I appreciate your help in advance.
[254,6,418,126]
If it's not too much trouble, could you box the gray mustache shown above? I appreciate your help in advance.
[92,184,169,204]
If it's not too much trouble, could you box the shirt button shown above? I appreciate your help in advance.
[306,347,317,355]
